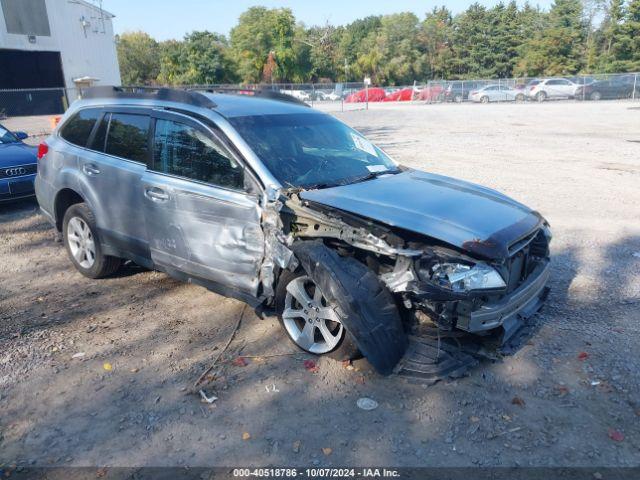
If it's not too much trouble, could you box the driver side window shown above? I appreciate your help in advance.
[153,119,244,190]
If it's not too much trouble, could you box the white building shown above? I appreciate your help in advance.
[0,0,120,114]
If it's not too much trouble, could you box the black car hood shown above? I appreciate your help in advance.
[300,170,545,260]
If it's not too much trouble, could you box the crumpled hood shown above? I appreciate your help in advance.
[0,143,38,167]
[300,170,545,260]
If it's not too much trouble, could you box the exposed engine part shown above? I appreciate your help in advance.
[284,194,422,258]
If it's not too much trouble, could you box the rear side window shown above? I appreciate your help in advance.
[104,113,150,163]
[59,109,101,147]
[153,118,243,190]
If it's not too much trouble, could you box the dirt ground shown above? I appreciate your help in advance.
[1,100,639,469]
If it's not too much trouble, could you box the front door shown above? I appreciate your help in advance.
[141,112,264,295]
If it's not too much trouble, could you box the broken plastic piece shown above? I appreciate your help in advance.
[199,389,218,404]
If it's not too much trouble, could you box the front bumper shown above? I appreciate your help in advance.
[0,174,36,202]
[456,259,551,336]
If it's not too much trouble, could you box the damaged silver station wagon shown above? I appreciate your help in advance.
[35,87,551,379]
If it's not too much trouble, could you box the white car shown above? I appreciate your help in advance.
[281,90,311,101]
[526,78,578,101]
[469,84,525,103]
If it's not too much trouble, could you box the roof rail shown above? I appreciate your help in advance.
[192,86,310,107]
[82,86,217,109]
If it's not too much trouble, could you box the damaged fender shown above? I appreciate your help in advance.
[292,240,408,374]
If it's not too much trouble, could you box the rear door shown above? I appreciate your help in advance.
[79,109,151,259]
[141,111,264,295]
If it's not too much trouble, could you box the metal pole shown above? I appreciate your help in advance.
[365,82,369,110]
[311,83,315,108]
[633,73,638,101]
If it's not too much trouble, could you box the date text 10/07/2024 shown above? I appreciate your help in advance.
[232,468,401,478]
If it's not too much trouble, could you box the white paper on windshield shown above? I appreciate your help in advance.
[351,133,378,157]
[366,164,387,173]
[0,127,8,136]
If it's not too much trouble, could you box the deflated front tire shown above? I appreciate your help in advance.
[277,241,408,375]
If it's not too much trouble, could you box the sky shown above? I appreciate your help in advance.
[101,0,553,41]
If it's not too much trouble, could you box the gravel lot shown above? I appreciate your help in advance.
[1,100,639,470]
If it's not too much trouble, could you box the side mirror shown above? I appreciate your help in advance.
[14,131,28,140]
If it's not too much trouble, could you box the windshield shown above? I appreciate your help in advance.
[229,113,398,188]
[0,125,19,144]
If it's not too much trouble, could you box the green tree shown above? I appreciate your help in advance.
[116,31,160,85]
[517,0,586,75]
[157,31,237,85]
[451,4,494,78]
[418,7,455,79]
[615,0,640,70]
[375,12,422,84]
[337,16,382,81]
[230,7,307,83]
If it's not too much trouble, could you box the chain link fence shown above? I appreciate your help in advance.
[1,72,638,123]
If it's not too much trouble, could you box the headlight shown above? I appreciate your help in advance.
[428,263,506,293]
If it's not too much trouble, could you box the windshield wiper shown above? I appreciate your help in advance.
[344,168,401,186]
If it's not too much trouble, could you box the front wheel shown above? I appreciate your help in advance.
[590,91,602,101]
[515,93,525,102]
[480,96,489,104]
[536,91,547,102]
[276,270,359,360]
[454,94,463,103]
[62,203,121,278]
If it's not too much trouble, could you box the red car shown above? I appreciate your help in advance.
[383,88,416,102]
[345,87,387,103]
[418,84,444,102]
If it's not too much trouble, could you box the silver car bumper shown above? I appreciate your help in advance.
[457,259,551,334]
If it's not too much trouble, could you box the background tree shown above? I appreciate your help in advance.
[517,0,586,75]
[418,7,455,79]
[117,3,640,87]
[116,31,160,85]
[157,32,236,85]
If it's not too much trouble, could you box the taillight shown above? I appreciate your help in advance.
[37,142,48,160]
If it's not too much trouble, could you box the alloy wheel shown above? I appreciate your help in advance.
[67,216,96,269]
[283,276,344,354]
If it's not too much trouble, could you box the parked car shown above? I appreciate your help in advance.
[281,90,311,102]
[36,86,551,376]
[469,84,525,103]
[383,87,416,102]
[526,78,579,101]
[575,77,636,101]
[0,123,38,202]
[344,87,386,103]
[417,84,445,102]
[444,81,487,102]
[315,91,341,101]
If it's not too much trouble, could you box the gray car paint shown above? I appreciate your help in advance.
[300,170,543,260]
[38,91,544,299]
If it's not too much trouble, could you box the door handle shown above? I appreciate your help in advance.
[82,164,100,176]
[145,187,170,202]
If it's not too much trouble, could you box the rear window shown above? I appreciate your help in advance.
[59,109,102,147]
[104,113,150,163]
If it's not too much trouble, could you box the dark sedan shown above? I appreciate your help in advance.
[0,124,38,202]
[575,78,637,101]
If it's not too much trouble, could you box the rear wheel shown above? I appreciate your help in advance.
[63,203,121,278]
[515,93,525,102]
[590,91,602,101]
[454,94,463,103]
